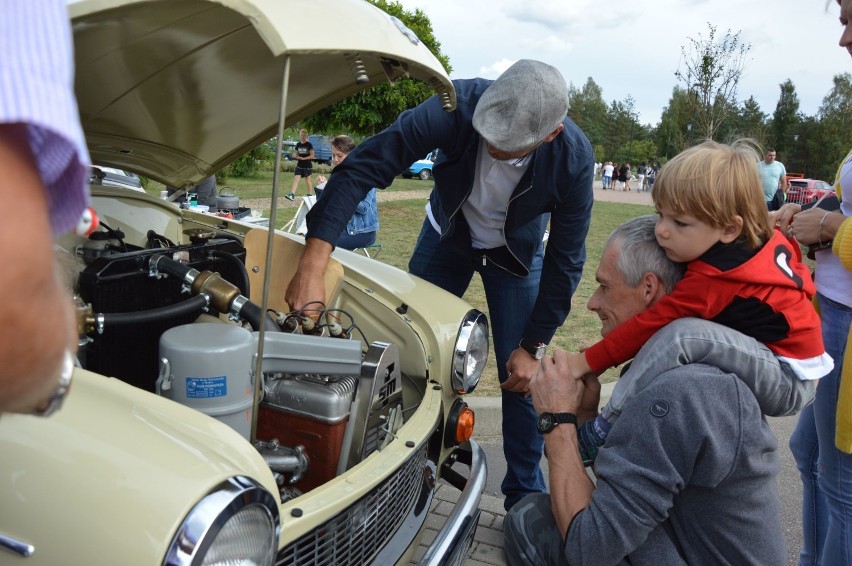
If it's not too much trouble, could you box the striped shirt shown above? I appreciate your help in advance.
[0,0,90,235]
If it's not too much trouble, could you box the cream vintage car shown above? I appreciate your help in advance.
[0,1,489,564]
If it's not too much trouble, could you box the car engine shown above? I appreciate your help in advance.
[73,227,404,502]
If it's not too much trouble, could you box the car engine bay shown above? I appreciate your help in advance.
[69,218,408,503]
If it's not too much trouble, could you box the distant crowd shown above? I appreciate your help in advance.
[595,160,661,192]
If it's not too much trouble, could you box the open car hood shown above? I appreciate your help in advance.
[69,0,456,188]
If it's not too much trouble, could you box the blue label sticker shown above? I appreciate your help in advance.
[185,376,227,399]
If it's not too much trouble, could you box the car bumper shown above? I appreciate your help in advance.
[420,440,487,565]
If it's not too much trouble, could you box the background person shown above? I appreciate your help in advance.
[287,59,595,510]
[758,147,789,211]
[601,161,614,189]
[0,0,90,415]
[286,128,315,200]
[315,135,378,250]
[503,215,787,565]
[166,175,217,211]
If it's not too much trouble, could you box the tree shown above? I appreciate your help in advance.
[728,96,767,144]
[812,72,852,180]
[302,0,451,137]
[654,87,693,158]
[675,23,750,141]
[567,77,609,151]
[767,79,801,160]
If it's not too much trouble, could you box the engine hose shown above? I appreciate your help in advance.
[239,300,280,332]
[99,294,209,329]
[209,249,250,297]
[150,254,194,281]
[213,231,243,245]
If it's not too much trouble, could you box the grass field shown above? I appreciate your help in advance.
[146,170,656,396]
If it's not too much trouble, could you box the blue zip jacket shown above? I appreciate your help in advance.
[307,78,594,344]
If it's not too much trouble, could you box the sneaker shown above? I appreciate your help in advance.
[285,192,295,201]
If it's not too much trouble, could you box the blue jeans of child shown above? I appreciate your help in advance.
[790,293,852,566]
[408,218,545,510]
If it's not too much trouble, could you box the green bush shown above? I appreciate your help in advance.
[221,145,273,180]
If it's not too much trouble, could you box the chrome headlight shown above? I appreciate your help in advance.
[452,310,488,394]
[164,476,280,566]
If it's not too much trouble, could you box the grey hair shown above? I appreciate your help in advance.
[606,215,685,293]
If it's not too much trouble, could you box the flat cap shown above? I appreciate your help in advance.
[472,59,569,153]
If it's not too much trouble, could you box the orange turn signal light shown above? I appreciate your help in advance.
[455,407,475,443]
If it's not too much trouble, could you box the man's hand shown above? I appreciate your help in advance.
[501,347,541,393]
[528,350,585,415]
[284,237,333,312]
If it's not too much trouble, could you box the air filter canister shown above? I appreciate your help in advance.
[157,323,255,439]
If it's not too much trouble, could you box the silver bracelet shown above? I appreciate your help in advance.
[33,349,75,417]
[818,211,832,247]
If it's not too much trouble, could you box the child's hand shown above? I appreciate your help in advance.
[563,350,593,380]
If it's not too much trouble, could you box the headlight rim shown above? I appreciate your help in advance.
[162,475,280,566]
[451,310,489,394]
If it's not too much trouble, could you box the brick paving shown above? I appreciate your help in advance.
[411,483,507,566]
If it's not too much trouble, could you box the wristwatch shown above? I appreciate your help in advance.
[536,412,578,434]
[33,349,75,418]
[519,339,547,360]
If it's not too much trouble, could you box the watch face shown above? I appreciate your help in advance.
[536,413,555,434]
[533,345,545,360]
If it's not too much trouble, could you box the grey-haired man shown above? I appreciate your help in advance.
[287,59,595,509]
[503,216,787,565]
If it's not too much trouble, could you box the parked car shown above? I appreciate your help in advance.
[308,134,333,165]
[787,178,834,205]
[403,149,438,180]
[0,2,484,566]
[281,139,297,160]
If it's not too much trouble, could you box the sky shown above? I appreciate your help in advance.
[395,0,849,127]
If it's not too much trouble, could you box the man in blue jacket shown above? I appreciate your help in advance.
[286,59,595,509]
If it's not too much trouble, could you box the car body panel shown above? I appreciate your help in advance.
[0,369,278,565]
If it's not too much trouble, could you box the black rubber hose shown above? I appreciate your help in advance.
[239,301,280,331]
[213,231,243,245]
[209,249,250,297]
[150,254,194,280]
[100,295,209,328]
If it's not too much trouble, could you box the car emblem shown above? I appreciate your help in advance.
[391,16,420,45]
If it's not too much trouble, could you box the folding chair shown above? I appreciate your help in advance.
[356,243,383,258]
[283,195,316,235]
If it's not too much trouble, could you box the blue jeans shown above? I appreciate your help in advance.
[336,230,376,251]
[408,218,545,509]
[790,293,852,566]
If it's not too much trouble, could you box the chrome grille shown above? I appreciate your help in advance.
[277,444,427,565]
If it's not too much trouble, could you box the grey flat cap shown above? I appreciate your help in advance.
[472,59,569,153]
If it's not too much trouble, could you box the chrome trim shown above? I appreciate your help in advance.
[420,440,487,565]
[163,475,280,566]
[452,311,489,394]
[0,534,34,557]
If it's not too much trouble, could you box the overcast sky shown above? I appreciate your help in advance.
[395,0,848,127]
